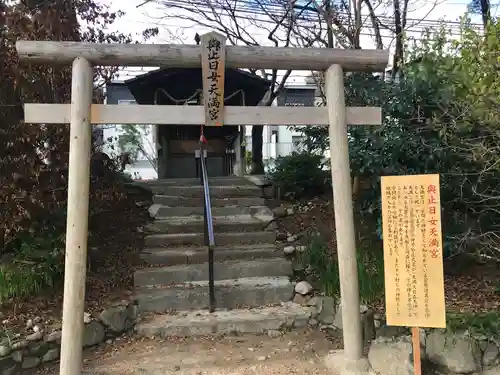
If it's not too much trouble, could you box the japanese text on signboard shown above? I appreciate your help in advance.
[381,174,446,328]
[201,32,226,126]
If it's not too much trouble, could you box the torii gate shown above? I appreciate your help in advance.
[16,33,388,375]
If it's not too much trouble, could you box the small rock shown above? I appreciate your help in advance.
[106,339,113,345]
[44,330,62,343]
[362,309,376,343]
[309,318,318,326]
[42,348,60,363]
[257,356,267,361]
[173,365,181,371]
[83,312,92,324]
[318,297,336,326]
[272,206,287,218]
[426,331,481,373]
[283,245,295,254]
[21,356,40,369]
[26,331,43,341]
[11,351,22,363]
[0,344,11,357]
[292,293,310,305]
[83,321,105,347]
[0,356,19,375]
[1,320,8,325]
[267,330,281,339]
[26,319,34,330]
[29,342,49,356]
[368,341,413,375]
[287,235,297,243]
[286,208,294,216]
[483,342,500,367]
[11,341,29,350]
[99,304,137,333]
[294,281,313,295]
[33,324,42,333]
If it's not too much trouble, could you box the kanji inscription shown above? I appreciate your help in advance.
[201,32,226,126]
[381,174,446,328]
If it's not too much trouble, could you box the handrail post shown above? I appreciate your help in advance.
[199,145,216,313]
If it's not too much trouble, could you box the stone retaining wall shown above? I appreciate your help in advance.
[291,290,500,375]
[369,328,500,375]
[0,303,138,374]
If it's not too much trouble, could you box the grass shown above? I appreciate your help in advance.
[0,232,64,303]
[447,311,500,339]
[296,234,385,304]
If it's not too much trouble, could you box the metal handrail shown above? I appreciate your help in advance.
[199,145,216,312]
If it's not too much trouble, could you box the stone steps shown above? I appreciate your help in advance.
[145,215,274,234]
[136,303,312,337]
[153,195,265,207]
[140,244,280,266]
[148,185,263,198]
[135,276,294,312]
[133,176,294,325]
[148,204,272,218]
[146,177,256,187]
[134,258,292,287]
[144,231,276,247]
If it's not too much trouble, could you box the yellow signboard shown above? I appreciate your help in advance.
[201,31,226,127]
[381,174,446,328]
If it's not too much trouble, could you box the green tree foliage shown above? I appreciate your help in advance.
[0,0,158,301]
[270,152,330,200]
[295,18,500,258]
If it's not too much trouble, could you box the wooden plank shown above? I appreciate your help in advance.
[201,32,226,126]
[24,104,381,126]
[412,327,422,375]
[381,174,446,328]
[16,41,389,72]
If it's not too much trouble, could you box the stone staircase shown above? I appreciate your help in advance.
[133,177,310,337]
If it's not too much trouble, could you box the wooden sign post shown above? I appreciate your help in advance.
[201,31,226,127]
[381,174,446,375]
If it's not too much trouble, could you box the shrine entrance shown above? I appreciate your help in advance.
[124,67,270,178]
[17,34,388,375]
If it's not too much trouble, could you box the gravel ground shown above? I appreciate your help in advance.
[35,329,341,375]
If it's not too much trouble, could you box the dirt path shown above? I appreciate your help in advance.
[37,329,339,375]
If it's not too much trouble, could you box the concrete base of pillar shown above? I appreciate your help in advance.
[324,350,375,375]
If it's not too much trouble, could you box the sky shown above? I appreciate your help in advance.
[100,0,495,84]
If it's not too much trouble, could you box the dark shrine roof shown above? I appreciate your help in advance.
[122,68,271,106]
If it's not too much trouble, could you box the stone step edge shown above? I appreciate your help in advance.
[135,257,290,276]
[148,214,270,225]
[135,276,294,293]
[136,302,313,338]
[145,231,276,240]
[141,243,278,253]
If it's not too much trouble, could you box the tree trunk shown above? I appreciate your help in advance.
[480,0,491,29]
[251,125,264,174]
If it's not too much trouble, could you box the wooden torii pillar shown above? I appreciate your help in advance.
[16,37,388,375]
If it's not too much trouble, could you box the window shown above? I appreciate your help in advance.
[118,99,136,105]
[292,135,305,152]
